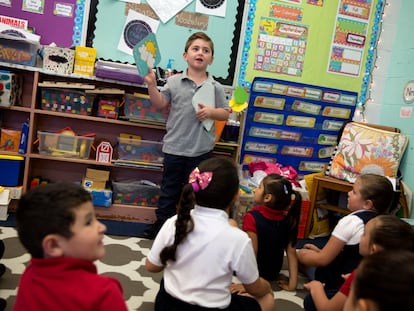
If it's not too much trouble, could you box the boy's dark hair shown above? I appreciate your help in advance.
[184,32,214,56]
[262,174,302,246]
[370,215,414,252]
[160,157,239,264]
[354,251,414,311]
[358,174,394,214]
[16,182,92,258]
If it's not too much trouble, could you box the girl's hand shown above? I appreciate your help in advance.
[230,283,246,294]
[277,279,296,291]
[303,280,324,292]
[303,243,321,252]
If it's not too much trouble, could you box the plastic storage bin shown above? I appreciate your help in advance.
[41,88,95,116]
[117,137,163,164]
[0,155,24,186]
[37,131,94,159]
[124,93,169,123]
[0,34,39,66]
[112,180,160,207]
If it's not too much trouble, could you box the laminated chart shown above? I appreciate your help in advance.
[240,77,357,176]
[328,0,373,77]
[254,17,308,77]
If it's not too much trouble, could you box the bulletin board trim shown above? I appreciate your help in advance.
[237,0,385,107]
[85,0,246,86]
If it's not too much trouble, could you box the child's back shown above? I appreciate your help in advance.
[146,157,274,311]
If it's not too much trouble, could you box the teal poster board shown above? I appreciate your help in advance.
[91,0,244,85]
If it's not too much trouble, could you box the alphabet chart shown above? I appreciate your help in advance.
[254,17,309,77]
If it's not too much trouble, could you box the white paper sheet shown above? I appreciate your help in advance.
[146,0,193,24]
[192,82,215,131]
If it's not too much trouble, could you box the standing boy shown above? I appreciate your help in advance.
[141,32,229,239]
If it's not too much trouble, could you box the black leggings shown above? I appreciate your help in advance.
[155,279,261,311]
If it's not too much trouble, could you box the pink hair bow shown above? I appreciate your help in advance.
[189,167,213,192]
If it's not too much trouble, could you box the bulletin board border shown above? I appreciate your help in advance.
[237,0,385,107]
[85,0,246,86]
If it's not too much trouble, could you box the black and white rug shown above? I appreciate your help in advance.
[0,226,308,310]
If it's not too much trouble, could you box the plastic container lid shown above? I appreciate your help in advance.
[0,155,24,161]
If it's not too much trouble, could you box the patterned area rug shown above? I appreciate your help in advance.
[0,226,308,310]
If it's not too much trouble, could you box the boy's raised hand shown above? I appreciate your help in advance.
[144,68,157,87]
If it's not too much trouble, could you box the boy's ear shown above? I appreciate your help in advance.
[42,234,64,258]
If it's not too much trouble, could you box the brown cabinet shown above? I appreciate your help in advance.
[0,62,240,223]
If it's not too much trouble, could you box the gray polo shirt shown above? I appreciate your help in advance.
[160,71,227,157]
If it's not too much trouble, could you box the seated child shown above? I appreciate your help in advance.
[303,214,414,311]
[145,157,274,311]
[13,182,128,311]
[344,250,414,311]
[233,174,302,291]
[297,174,394,292]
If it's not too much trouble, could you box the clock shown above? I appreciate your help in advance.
[403,80,414,104]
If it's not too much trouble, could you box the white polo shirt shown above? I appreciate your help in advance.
[148,205,259,308]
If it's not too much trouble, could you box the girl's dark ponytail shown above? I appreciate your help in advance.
[159,184,194,265]
[286,190,302,247]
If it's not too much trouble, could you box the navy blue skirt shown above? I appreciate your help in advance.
[155,279,261,311]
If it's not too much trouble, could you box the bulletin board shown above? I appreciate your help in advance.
[240,76,358,176]
[238,0,384,106]
[0,0,87,47]
[90,0,245,85]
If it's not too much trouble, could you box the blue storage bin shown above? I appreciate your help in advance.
[0,155,24,186]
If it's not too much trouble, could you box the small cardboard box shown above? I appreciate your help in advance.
[0,128,21,152]
[73,46,96,76]
[0,70,22,107]
[88,189,112,207]
[0,188,10,220]
[43,46,75,75]
[86,168,110,181]
[82,168,110,190]
[82,178,106,190]
[4,186,23,199]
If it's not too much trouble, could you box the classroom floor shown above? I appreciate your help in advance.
[0,225,310,311]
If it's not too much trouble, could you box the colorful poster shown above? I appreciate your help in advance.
[327,0,373,77]
[254,18,308,77]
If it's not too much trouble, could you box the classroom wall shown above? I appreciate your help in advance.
[366,0,414,216]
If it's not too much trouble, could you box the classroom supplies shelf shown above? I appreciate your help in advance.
[0,62,168,223]
[0,62,240,223]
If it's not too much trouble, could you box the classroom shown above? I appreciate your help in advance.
[0,0,413,310]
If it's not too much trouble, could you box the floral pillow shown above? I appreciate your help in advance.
[328,122,408,183]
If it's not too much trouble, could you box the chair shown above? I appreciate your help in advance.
[304,122,409,238]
